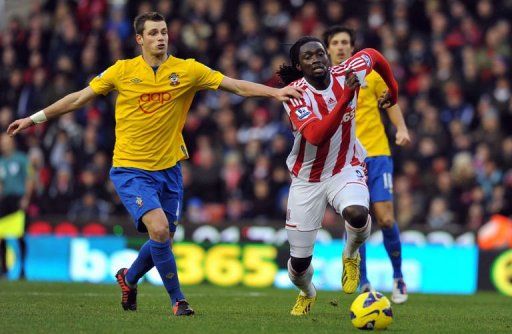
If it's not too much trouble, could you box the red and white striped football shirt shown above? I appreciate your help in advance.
[283,51,377,182]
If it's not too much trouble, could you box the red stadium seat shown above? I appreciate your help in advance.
[82,222,107,236]
[54,221,79,237]
[27,221,53,235]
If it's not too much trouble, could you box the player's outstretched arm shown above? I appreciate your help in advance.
[218,76,303,102]
[7,86,97,136]
[354,48,398,105]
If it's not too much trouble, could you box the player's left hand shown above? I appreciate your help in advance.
[395,128,411,146]
[275,86,304,102]
[378,90,393,109]
[7,117,34,136]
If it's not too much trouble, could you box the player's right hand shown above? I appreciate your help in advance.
[345,69,360,91]
[7,117,34,136]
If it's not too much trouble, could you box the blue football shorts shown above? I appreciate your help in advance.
[109,164,183,233]
[364,156,394,203]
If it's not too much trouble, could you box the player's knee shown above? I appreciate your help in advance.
[148,223,170,242]
[290,255,312,273]
[343,205,369,229]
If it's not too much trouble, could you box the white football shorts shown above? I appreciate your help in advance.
[286,164,369,232]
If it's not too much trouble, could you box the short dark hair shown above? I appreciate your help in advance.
[133,12,165,35]
[322,25,355,47]
[277,36,325,85]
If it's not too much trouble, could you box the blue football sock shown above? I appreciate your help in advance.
[382,223,403,279]
[126,240,154,286]
[149,239,185,305]
[359,242,370,286]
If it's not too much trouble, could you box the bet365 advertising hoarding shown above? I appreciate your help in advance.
[4,235,481,295]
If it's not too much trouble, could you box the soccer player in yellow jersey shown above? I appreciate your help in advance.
[323,26,411,303]
[7,12,303,316]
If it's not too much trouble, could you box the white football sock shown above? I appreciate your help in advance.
[287,259,316,298]
[344,215,371,258]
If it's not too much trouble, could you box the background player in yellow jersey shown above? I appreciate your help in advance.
[7,12,303,316]
[323,26,411,303]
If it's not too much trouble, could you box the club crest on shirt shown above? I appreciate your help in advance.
[136,196,143,208]
[295,107,311,120]
[169,73,180,86]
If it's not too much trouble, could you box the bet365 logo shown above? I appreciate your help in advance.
[138,91,172,114]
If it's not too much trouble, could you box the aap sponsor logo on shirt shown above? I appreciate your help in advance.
[295,107,311,121]
[138,91,172,114]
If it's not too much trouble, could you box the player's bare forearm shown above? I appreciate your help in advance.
[386,104,407,132]
[219,76,303,102]
[7,87,96,136]
[386,104,411,146]
[43,87,96,119]
[220,77,271,97]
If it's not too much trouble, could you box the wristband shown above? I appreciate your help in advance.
[29,110,48,124]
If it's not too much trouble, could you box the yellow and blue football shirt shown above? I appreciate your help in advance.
[89,55,224,170]
[355,71,390,157]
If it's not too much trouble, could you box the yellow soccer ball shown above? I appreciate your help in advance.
[350,291,393,330]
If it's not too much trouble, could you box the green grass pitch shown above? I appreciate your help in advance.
[0,281,510,333]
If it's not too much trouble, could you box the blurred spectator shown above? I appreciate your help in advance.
[45,166,74,214]
[190,146,224,203]
[427,197,454,229]
[0,134,33,216]
[248,179,276,220]
[68,190,110,224]
[440,81,474,127]
[0,133,34,276]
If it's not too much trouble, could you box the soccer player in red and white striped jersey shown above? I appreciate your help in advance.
[277,36,398,316]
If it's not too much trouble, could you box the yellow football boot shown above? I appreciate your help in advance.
[342,253,361,294]
[290,293,316,316]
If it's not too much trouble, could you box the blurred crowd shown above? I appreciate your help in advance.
[0,0,511,232]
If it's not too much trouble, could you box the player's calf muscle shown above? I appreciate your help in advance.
[373,201,394,227]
